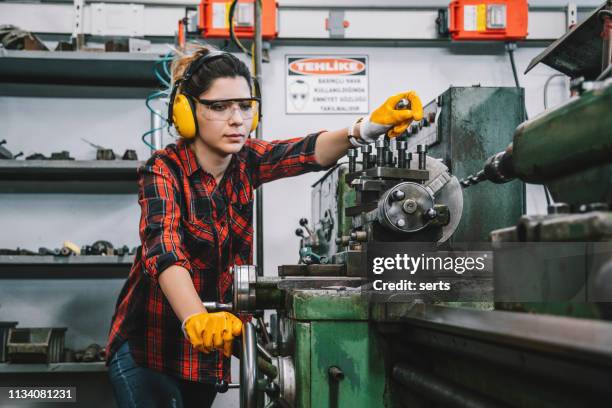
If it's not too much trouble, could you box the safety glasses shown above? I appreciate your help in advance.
[193,97,261,121]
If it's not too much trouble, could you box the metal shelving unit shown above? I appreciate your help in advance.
[0,160,143,193]
[0,50,162,98]
[0,255,134,279]
[0,49,146,386]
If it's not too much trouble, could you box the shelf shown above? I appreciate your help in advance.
[0,50,163,98]
[0,160,143,193]
[0,362,106,373]
[0,255,134,279]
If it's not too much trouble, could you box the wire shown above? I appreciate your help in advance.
[540,72,565,207]
[228,0,268,65]
[153,52,174,87]
[506,42,535,214]
[141,52,174,150]
[146,91,168,120]
[505,42,529,120]
[141,128,161,150]
[228,0,252,57]
[508,47,520,89]
[543,74,565,109]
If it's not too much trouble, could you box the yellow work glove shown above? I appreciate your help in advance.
[182,311,243,358]
[358,91,423,142]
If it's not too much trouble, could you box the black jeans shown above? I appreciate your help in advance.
[108,341,217,408]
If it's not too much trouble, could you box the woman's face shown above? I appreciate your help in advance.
[195,76,252,156]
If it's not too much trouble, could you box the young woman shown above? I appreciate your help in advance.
[106,46,422,408]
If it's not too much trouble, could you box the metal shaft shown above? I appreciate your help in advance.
[348,148,358,173]
[202,301,233,311]
[376,139,386,167]
[241,322,258,408]
[384,137,393,166]
[417,144,427,170]
[361,144,372,169]
[386,150,394,167]
[254,0,264,276]
[397,140,408,168]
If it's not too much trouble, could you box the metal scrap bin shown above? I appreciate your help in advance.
[7,327,67,363]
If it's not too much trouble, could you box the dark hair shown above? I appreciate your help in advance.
[171,46,252,97]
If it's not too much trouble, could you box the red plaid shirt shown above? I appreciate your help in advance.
[107,132,329,384]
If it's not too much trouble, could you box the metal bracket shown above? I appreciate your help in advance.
[71,0,84,49]
[326,10,347,38]
[566,2,578,29]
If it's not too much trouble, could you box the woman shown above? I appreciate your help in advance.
[106,45,422,408]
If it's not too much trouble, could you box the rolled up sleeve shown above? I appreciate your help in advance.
[138,158,192,283]
[244,131,336,188]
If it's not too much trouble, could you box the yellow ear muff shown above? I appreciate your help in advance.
[172,93,198,139]
[250,104,259,134]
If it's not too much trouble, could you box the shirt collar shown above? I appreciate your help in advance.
[177,138,238,178]
[177,139,201,177]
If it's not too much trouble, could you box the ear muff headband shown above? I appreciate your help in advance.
[168,51,262,138]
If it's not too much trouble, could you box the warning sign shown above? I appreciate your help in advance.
[286,55,369,114]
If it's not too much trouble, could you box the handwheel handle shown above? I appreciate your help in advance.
[240,322,258,408]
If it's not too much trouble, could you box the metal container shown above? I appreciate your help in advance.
[7,327,67,363]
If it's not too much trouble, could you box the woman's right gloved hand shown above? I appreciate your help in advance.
[359,91,423,141]
[182,311,243,358]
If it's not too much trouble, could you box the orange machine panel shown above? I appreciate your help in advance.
[449,0,528,41]
[199,0,278,40]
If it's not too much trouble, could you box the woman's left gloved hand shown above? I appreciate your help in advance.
[182,311,243,357]
[358,91,423,142]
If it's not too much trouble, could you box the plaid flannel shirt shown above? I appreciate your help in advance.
[107,132,330,383]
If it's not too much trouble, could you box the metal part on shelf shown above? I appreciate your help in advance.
[0,140,22,160]
[7,327,67,364]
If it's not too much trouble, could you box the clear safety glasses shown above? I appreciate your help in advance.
[194,98,260,121]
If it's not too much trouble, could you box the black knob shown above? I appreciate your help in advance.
[295,228,305,237]
[215,380,229,393]
[329,366,345,381]
[299,218,308,226]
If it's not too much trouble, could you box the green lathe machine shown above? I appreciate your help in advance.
[210,3,612,407]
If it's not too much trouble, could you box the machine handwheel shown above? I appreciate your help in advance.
[240,321,258,408]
